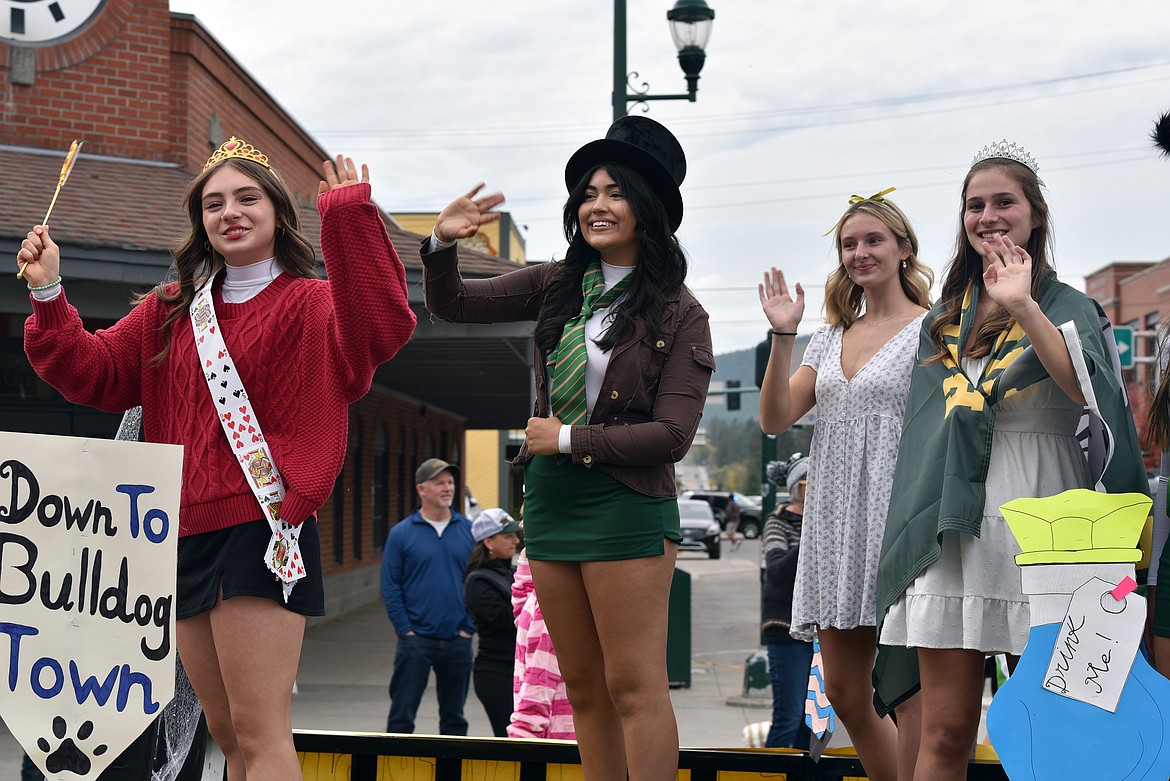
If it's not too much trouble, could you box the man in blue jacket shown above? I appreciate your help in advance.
[381,458,476,734]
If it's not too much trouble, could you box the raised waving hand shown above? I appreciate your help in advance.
[758,267,805,332]
[434,183,505,243]
[318,155,369,194]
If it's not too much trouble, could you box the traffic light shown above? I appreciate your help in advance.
[726,379,741,411]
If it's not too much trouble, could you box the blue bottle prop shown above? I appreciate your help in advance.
[987,489,1170,780]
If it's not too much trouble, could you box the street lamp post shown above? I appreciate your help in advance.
[612,0,716,121]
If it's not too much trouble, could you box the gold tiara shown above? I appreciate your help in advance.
[203,136,271,173]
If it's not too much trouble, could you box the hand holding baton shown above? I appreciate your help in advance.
[17,140,83,280]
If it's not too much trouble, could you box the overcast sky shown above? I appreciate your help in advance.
[171,0,1170,355]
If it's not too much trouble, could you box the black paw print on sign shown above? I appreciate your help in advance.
[37,716,107,774]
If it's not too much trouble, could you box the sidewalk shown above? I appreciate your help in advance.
[291,553,770,746]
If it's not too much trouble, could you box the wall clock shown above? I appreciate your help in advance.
[1,0,106,44]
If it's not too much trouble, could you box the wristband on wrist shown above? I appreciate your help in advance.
[771,330,797,336]
[28,276,62,292]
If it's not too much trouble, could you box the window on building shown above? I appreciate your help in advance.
[397,424,410,521]
[0,337,59,401]
[373,425,388,551]
[351,416,363,562]
[332,472,343,566]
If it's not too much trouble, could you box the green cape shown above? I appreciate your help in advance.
[873,270,1148,715]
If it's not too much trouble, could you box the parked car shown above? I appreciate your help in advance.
[680,490,764,539]
[678,499,721,559]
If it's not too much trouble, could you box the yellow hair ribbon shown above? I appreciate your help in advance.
[822,186,897,237]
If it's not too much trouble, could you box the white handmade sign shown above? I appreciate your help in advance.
[0,431,182,780]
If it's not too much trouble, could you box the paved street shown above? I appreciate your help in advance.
[288,537,771,744]
[0,537,773,774]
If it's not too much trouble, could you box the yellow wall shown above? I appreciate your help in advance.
[393,213,441,241]
[464,429,501,510]
[391,212,526,264]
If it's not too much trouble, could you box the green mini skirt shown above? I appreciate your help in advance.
[523,455,681,562]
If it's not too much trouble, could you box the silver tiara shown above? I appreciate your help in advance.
[971,140,1039,174]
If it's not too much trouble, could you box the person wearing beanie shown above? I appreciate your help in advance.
[760,454,814,750]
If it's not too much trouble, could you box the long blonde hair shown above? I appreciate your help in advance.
[824,198,933,328]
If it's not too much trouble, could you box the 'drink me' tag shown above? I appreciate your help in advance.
[1042,577,1145,712]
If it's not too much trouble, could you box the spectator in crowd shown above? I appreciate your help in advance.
[509,547,576,741]
[724,495,741,545]
[381,458,476,735]
[761,454,813,749]
[464,508,522,737]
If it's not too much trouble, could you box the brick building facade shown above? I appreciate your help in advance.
[0,0,533,614]
[1085,259,1170,467]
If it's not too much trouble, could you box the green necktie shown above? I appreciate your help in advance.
[548,262,630,425]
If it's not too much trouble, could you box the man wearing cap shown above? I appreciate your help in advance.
[380,457,476,734]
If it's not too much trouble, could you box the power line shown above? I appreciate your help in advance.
[501,153,1154,222]
[314,60,1170,140]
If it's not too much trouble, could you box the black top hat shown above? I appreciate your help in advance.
[565,116,687,231]
[1154,111,1170,158]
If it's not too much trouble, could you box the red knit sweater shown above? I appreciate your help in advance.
[24,183,416,536]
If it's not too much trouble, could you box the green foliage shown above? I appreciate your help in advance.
[694,418,761,493]
[692,417,813,495]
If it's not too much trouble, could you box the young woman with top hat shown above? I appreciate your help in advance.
[757,193,932,780]
[18,139,416,780]
[422,115,712,780]
[873,142,1148,780]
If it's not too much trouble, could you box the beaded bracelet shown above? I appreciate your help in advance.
[27,276,62,292]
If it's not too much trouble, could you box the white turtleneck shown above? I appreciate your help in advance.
[221,257,282,303]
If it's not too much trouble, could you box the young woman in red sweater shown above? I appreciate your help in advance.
[17,139,416,780]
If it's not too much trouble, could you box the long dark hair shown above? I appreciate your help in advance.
[140,158,319,364]
[1148,332,1170,449]
[926,159,1054,363]
[467,541,491,571]
[533,162,688,357]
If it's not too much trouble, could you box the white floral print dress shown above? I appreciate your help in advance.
[790,315,924,641]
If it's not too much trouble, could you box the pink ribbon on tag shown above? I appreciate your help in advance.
[1110,576,1138,601]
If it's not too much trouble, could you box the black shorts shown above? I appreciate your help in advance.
[176,517,325,619]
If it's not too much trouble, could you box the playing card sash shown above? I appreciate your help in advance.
[190,276,305,601]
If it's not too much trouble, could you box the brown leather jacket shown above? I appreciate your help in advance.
[422,242,714,498]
